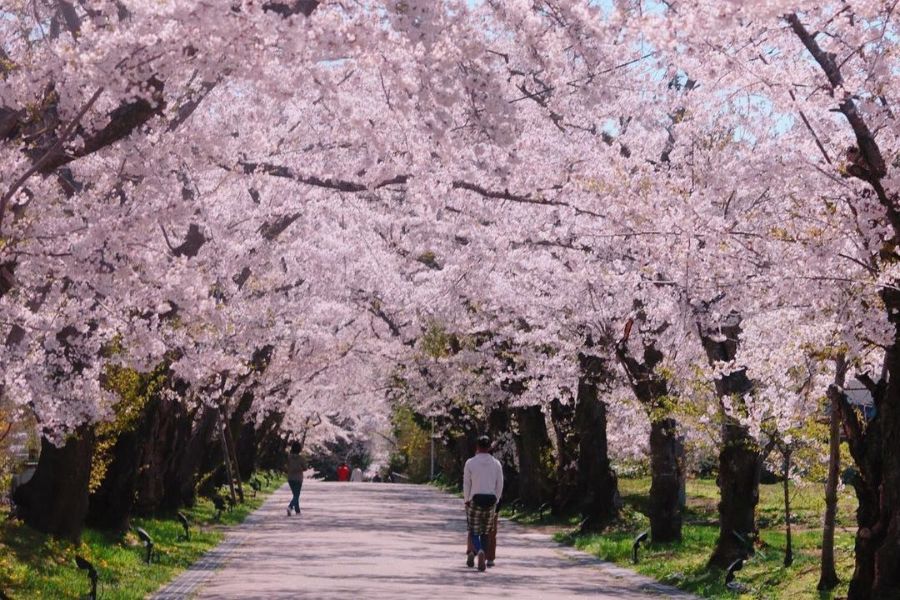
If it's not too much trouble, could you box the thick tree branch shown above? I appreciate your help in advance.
[0,87,104,235]
[786,13,900,236]
[451,180,602,217]
[167,78,219,132]
[238,160,408,192]
[262,0,319,17]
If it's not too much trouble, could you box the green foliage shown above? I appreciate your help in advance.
[647,394,679,422]
[419,322,451,359]
[390,406,431,482]
[430,472,462,494]
[560,477,858,600]
[415,250,441,270]
[0,395,37,506]
[90,364,168,493]
[0,472,281,599]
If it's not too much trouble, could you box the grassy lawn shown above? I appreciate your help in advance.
[0,474,282,599]
[562,478,858,600]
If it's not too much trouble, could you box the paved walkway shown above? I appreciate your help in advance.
[156,480,695,599]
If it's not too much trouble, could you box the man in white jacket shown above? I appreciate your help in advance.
[463,435,504,572]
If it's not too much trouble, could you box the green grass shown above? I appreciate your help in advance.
[0,474,282,599]
[556,477,858,600]
[498,502,582,528]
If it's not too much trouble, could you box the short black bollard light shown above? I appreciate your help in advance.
[537,503,550,520]
[212,495,226,520]
[725,558,744,584]
[250,478,261,497]
[75,555,98,600]
[177,511,191,540]
[136,527,154,564]
[225,494,236,511]
[632,531,649,564]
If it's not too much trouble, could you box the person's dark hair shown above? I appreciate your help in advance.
[477,435,491,451]
[290,441,302,454]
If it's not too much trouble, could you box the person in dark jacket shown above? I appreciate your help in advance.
[286,441,305,516]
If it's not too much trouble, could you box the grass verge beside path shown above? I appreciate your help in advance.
[504,477,858,600]
[0,474,281,599]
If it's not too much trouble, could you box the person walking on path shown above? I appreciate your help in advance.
[286,441,305,516]
[337,462,351,482]
[464,435,503,572]
[350,466,364,482]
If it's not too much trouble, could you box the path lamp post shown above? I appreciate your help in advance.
[75,555,98,600]
[724,529,754,591]
[136,527,154,564]
[725,558,744,588]
[430,419,435,480]
[632,531,649,564]
[538,503,550,520]
[177,511,191,540]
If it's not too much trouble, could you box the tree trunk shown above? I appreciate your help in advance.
[550,397,579,514]
[220,400,244,502]
[842,289,900,599]
[869,346,900,600]
[234,419,257,480]
[161,405,217,510]
[700,312,760,569]
[255,411,286,471]
[708,416,760,568]
[784,19,900,596]
[88,377,169,531]
[616,335,684,543]
[782,446,793,567]
[231,392,257,480]
[512,405,554,508]
[218,412,238,505]
[86,425,141,532]
[488,405,517,505]
[575,351,619,530]
[818,355,845,591]
[133,392,196,513]
[649,417,683,542]
[13,427,94,542]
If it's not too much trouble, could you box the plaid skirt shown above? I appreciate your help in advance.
[466,503,497,536]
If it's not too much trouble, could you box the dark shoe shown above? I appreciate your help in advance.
[286,507,292,517]
[477,550,486,572]
[486,560,495,568]
[466,552,475,568]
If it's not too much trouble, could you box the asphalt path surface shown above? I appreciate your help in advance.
[171,480,695,599]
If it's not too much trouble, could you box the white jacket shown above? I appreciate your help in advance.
[463,452,504,503]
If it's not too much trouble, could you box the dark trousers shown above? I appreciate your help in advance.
[288,479,303,511]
